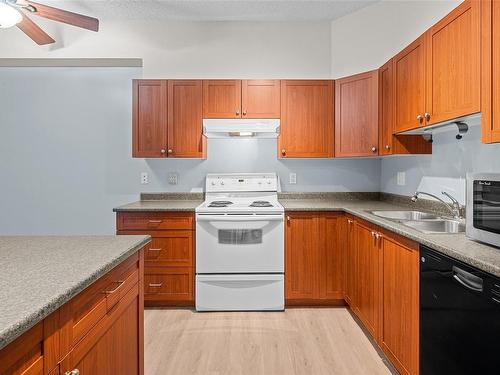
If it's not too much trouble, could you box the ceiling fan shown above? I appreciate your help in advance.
[0,0,99,45]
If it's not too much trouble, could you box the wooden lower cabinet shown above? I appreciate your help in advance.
[352,220,381,339]
[0,249,145,375]
[343,216,356,307]
[116,212,195,306]
[285,212,343,304]
[379,232,420,375]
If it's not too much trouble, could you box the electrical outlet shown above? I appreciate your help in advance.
[397,172,406,186]
[168,172,178,185]
[289,173,297,184]
[141,172,149,185]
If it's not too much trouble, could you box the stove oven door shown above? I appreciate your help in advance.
[196,214,284,274]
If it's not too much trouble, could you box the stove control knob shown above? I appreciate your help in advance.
[220,181,225,185]
[267,180,272,184]
[211,181,215,186]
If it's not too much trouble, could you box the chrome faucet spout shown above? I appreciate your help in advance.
[411,191,463,219]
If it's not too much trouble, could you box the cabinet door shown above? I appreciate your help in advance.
[132,80,168,158]
[425,0,480,125]
[343,217,357,307]
[321,214,343,299]
[379,60,394,155]
[279,80,334,158]
[482,0,500,143]
[380,235,419,375]
[285,213,321,300]
[61,286,142,375]
[354,221,381,339]
[241,80,280,118]
[394,36,426,133]
[202,80,241,118]
[335,70,379,157]
[167,80,205,158]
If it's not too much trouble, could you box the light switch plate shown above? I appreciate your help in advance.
[397,172,406,186]
[289,173,297,184]
[141,172,149,184]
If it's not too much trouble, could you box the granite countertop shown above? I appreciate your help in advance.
[0,235,150,350]
[280,196,500,278]
[113,193,203,212]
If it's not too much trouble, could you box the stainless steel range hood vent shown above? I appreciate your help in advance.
[203,119,280,139]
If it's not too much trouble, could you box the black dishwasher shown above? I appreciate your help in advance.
[420,246,500,375]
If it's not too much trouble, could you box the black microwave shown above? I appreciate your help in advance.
[467,173,500,248]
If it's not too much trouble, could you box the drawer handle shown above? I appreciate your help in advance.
[149,283,163,288]
[149,248,162,252]
[148,220,162,224]
[65,369,79,375]
[103,280,124,295]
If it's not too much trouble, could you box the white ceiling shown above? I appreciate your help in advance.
[36,0,380,22]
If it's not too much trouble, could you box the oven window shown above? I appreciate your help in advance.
[473,180,500,235]
[218,229,263,244]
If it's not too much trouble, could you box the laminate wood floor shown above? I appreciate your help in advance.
[144,308,392,375]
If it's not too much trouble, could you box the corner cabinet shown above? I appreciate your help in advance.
[335,70,379,157]
[481,0,500,143]
[202,79,280,119]
[132,79,206,158]
[279,80,334,158]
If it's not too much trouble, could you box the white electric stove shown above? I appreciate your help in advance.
[195,173,284,311]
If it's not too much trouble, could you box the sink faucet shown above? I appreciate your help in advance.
[411,191,463,219]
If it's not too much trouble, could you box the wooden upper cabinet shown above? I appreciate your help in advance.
[279,80,334,158]
[425,0,480,125]
[335,70,379,157]
[132,80,167,158]
[285,213,321,300]
[168,80,205,158]
[241,80,280,118]
[393,35,427,133]
[481,0,500,143]
[202,80,242,118]
[380,234,419,375]
[379,60,432,156]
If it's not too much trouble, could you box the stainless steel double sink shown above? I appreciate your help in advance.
[368,210,465,234]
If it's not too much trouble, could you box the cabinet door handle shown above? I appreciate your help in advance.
[424,112,431,121]
[371,231,376,237]
[236,110,240,116]
[385,144,391,150]
[167,149,173,154]
[347,219,353,224]
[242,110,247,116]
[149,283,163,288]
[371,146,377,153]
[281,149,286,157]
[160,149,166,154]
[287,216,291,222]
[65,370,80,375]
[103,280,124,295]
[416,114,424,123]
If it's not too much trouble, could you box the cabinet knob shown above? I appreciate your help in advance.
[424,112,431,121]
[160,149,166,154]
[243,110,247,116]
[167,149,173,154]
[385,145,391,150]
[287,216,291,222]
[371,231,376,237]
[371,146,377,153]
[236,110,240,116]
[416,114,424,123]
[281,149,286,157]
[347,219,353,225]
[65,370,80,375]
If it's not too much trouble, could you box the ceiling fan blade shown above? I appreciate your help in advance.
[24,1,99,32]
[17,12,55,45]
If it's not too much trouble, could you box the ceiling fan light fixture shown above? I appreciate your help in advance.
[0,2,22,29]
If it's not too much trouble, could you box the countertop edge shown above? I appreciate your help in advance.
[0,236,151,351]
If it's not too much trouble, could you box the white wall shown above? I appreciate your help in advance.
[0,21,332,78]
[0,67,379,235]
[330,0,461,78]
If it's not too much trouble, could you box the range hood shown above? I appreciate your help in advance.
[203,119,280,139]
[396,113,481,136]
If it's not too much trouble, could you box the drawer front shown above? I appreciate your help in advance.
[144,232,193,267]
[144,267,193,302]
[117,212,193,231]
[60,253,140,350]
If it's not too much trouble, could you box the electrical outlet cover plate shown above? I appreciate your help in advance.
[168,172,178,185]
[289,173,297,184]
[141,172,149,184]
[397,172,406,186]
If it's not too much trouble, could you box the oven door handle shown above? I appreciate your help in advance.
[196,215,283,222]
